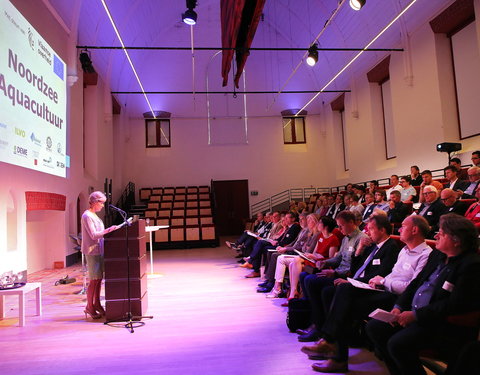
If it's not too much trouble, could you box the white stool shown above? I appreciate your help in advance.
[0,282,42,326]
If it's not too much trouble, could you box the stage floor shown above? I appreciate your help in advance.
[1,241,389,375]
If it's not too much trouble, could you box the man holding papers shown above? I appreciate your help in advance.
[302,215,432,373]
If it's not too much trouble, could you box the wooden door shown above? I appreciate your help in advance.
[212,180,249,235]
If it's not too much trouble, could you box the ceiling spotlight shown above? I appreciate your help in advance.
[349,0,366,11]
[183,0,198,25]
[306,44,318,67]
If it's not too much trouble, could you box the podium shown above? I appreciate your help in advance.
[104,220,148,321]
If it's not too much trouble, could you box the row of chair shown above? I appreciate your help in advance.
[139,186,210,201]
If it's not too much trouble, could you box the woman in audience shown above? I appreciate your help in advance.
[266,214,320,299]
[308,216,340,260]
[81,191,120,319]
[400,175,417,203]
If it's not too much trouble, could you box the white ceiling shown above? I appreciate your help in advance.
[48,0,455,118]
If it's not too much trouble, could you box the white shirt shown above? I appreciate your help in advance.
[383,242,432,294]
[386,184,402,199]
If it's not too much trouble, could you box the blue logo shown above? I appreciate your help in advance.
[53,55,64,80]
[30,132,41,146]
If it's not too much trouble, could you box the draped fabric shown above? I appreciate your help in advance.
[220,0,266,88]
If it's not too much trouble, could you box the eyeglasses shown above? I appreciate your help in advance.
[423,192,436,196]
[440,197,453,202]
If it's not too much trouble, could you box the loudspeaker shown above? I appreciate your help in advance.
[436,142,461,153]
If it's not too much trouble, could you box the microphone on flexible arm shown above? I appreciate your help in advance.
[109,204,128,224]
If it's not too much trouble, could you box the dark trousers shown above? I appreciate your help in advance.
[264,252,281,283]
[302,274,335,330]
[250,240,274,272]
[321,283,397,362]
[365,319,477,375]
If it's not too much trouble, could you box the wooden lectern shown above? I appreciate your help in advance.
[104,220,148,321]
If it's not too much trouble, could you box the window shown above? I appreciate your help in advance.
[283,117,306,144]
[145,119,171,148]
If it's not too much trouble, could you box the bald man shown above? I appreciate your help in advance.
[440,188,468,216]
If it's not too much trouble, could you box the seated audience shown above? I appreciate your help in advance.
[440,188,469,216]
[265,214,320,299]
[386,175,402,198]
[348,194,364,216]
[301,216,433,372]
[353,184,366,204]
[297,211,368,342]
[449,157,468,180]
[366,214,480,375]
[459,166,480,199]
[387,190,410,224]
[226,212,268,252]
[361,192,376,226]
[325,194,345,219]
[309,216,341,260]
[465,187,480,229]
[244,212,301,278]
[419,170,444,202]
[257,213,311,292]
[367,180,379,195]
[374,189,390,212]
[417,185,447,236]
[399,175,416,203]
[444,165,469,195]
[410,165,423,186]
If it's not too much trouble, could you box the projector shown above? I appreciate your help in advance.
[436,142,461,153]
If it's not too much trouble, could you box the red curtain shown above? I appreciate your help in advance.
[220,0,266,88]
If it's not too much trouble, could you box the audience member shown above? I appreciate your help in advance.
[367,180,379,195]
[472,150,480,167]
[417,185,446,236]
[361,192,376,225]
[399,175,416,203]
[353,184,366,204]
[308,216,340,260]
[325,194,345,219]
[266,214,320,299]
[386,175,402,198]
[440,188,469,216]
[387,190,410,224]
[444,165,469,194]
[465,187,480,229]
[374,190,390,212]
[449,157,468,180]
[226,212,267,251]
[460,166,480,199]
[410,165,423,186]
[419,170,444,202]
[366,214,480,375]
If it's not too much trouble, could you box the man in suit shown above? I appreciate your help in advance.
[245,211,301,278]
[325,194,345,219]
[472,150,480,167]
[361,192,376,228]
[366,214,480,375]
[302,215,433,373]
[387,190,410,224]
[417,185,446,237]
[440,188,469,216]
[444,166,469,195]
[460,166,480,199]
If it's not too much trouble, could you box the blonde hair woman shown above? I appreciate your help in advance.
[267,214,320,300]
[81,191,120,319]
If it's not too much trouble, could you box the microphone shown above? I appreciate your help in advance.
[109,204,126,214]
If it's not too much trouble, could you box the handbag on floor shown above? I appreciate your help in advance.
[286,298,311,332]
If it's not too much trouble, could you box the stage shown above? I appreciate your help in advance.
[1,241,388,375]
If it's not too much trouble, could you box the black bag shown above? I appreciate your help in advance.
[286,298,311,332]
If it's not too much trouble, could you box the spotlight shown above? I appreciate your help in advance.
[306,44,318,66]
[183,0,197,25]
[350,0,366,11]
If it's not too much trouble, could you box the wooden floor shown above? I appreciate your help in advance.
[1,241,389,375]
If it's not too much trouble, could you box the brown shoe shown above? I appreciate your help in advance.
[239,262,253,269]
[311,359,348,373]
[245,271,261,278]
[301,339,337,357]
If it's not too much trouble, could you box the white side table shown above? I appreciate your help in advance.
[0,282,42,326]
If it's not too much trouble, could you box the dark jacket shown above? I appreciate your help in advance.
[350,237,401,283]
[444,201,469,216]
[388,202,410,223]
[395,250,480,326]
[277,223,302,247]
[418,199,447,235]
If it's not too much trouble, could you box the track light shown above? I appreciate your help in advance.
[350,0,366,11]
[183,0,197,25]
[306,44,318,66]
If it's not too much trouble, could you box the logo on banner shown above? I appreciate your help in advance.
[15,127,26,137]
[30,133,41,146]
[53,55,64,80]
[46,136,52,151]
[13,145,28,157]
